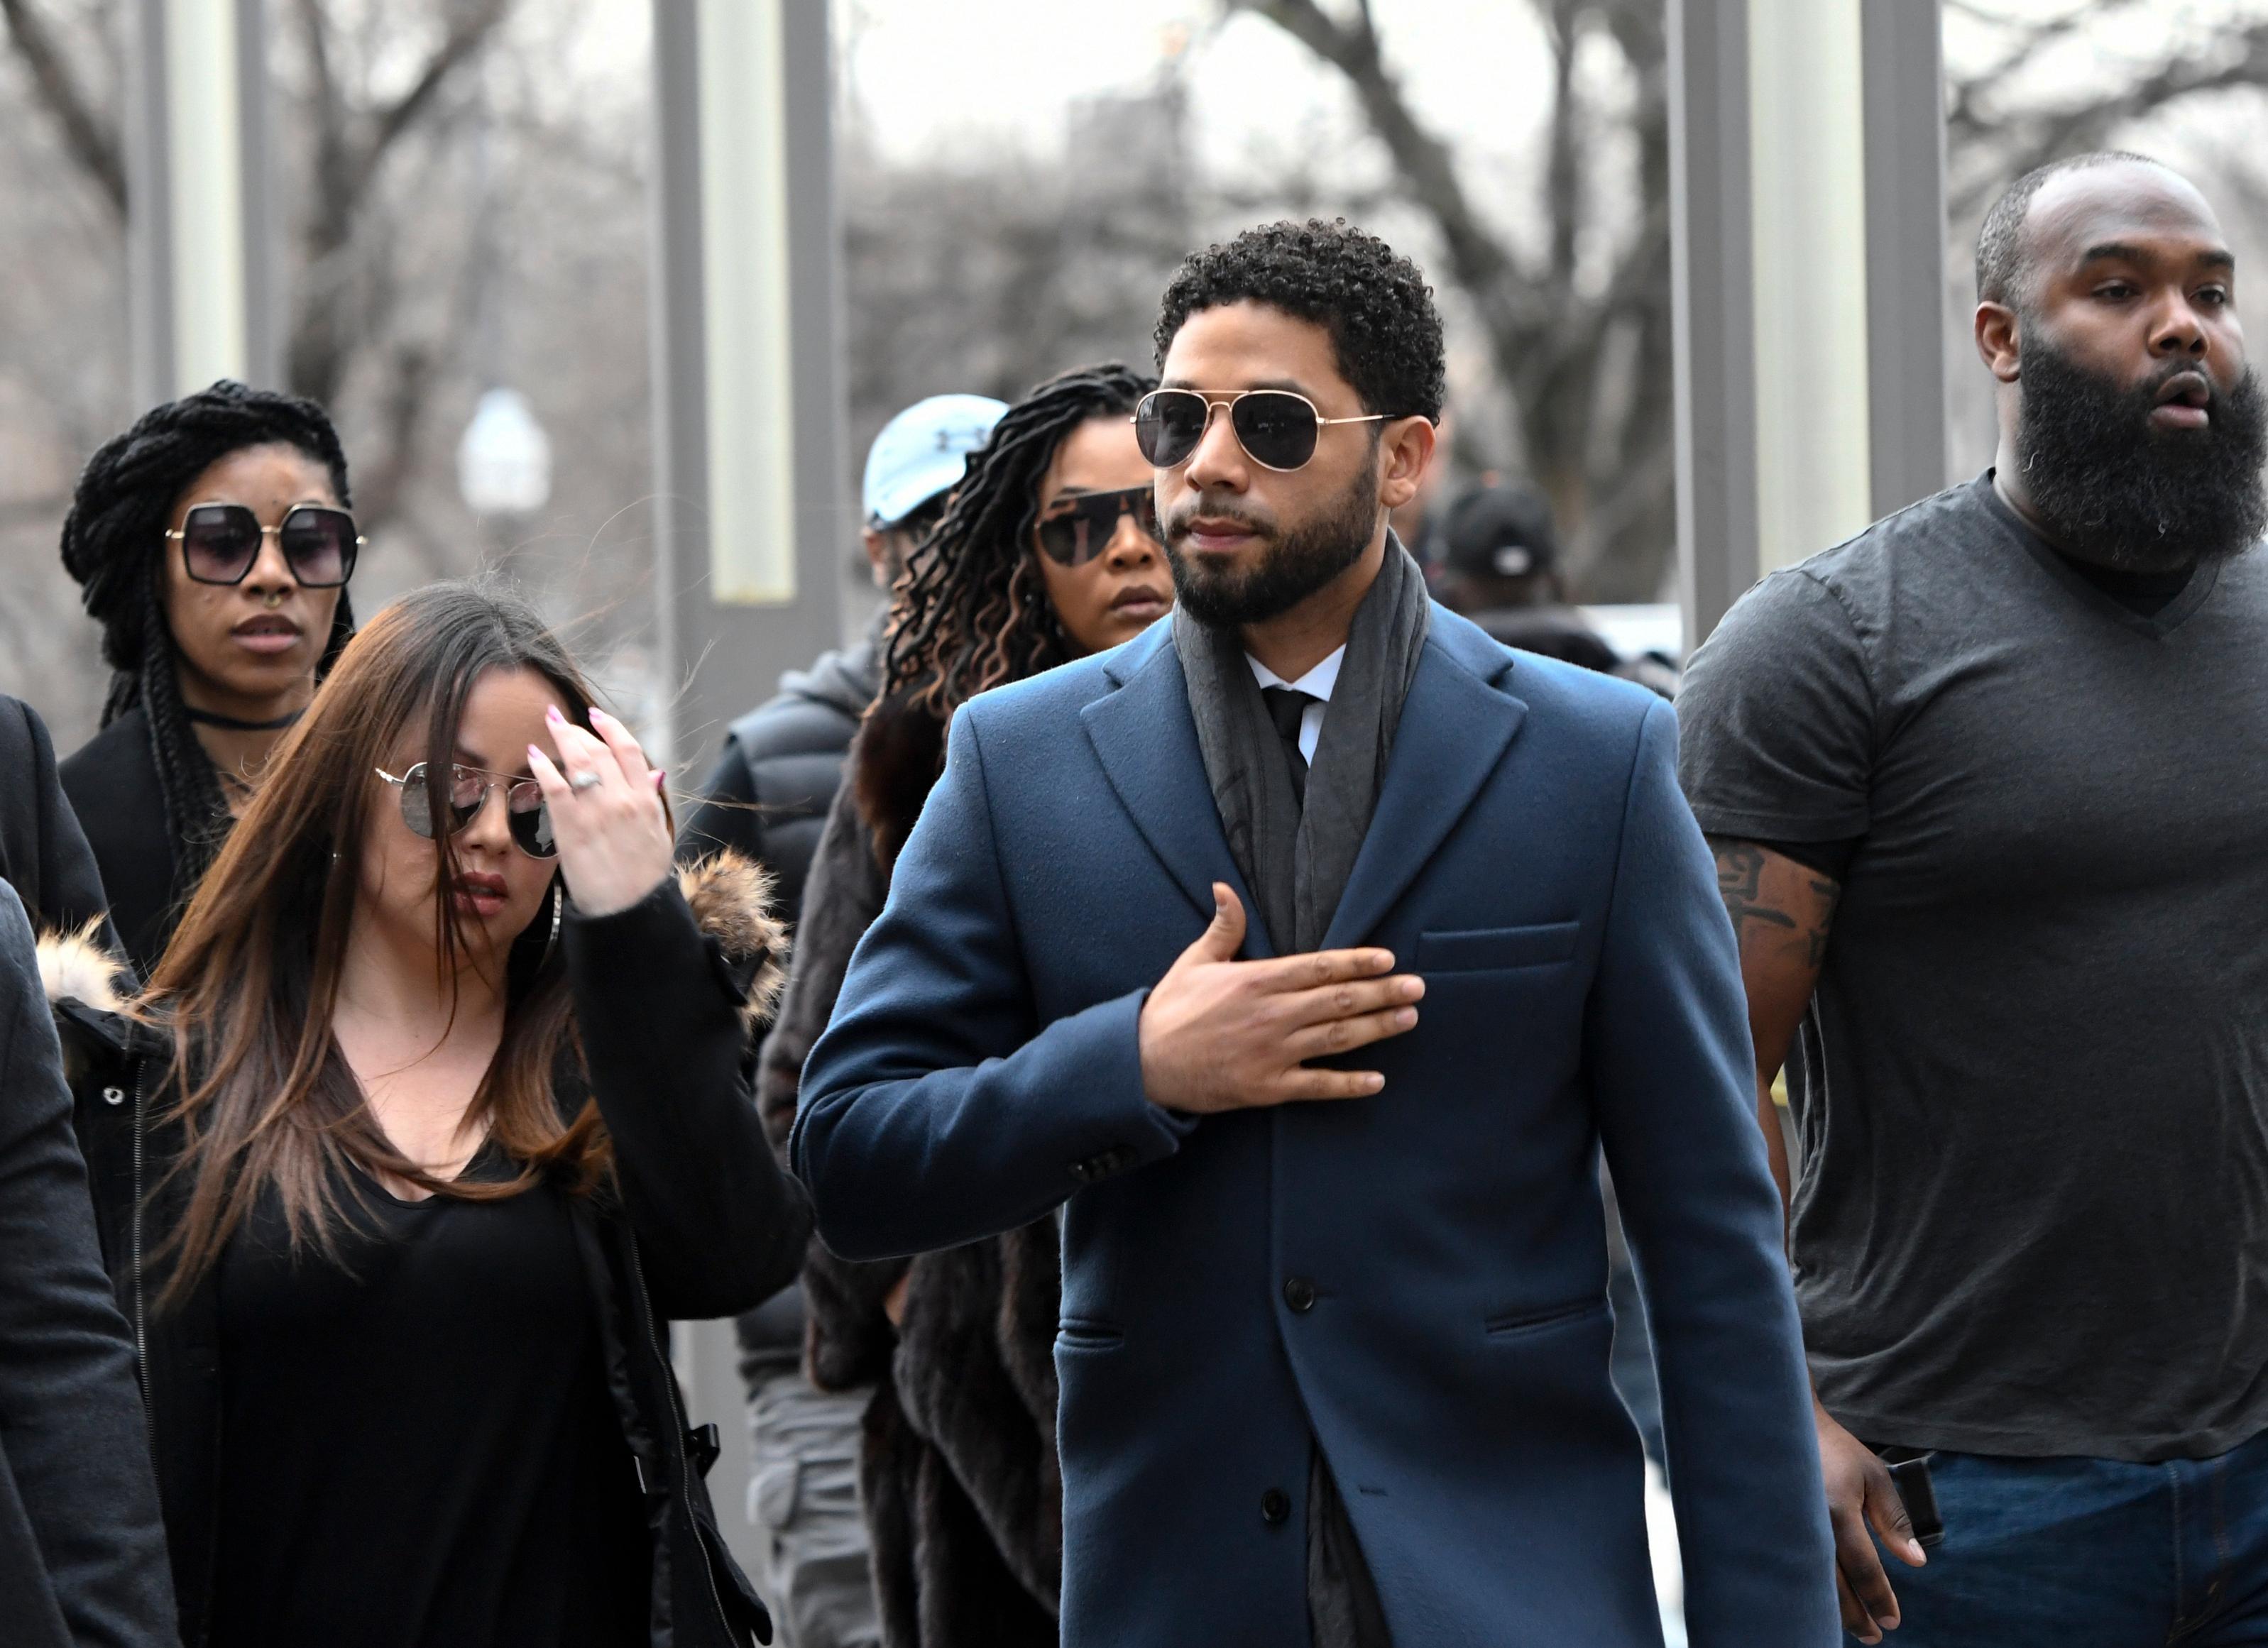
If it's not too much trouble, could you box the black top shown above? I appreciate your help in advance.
[59,877,804,1647]
[1677,471,2268,1461]
[1740,483,2200,886]
[207,1149,647,1647]
[0,694,110,940]
[60,708,185,978]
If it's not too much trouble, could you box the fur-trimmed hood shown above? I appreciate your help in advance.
[676,850,790,1032]
[38,851,789,1033]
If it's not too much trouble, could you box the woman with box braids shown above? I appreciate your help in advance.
[58,379,358,974]
[757,362,1171,1645]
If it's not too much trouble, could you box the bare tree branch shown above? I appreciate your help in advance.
[1224,0,1521,318]
[1948,10,2268,215]
[0,0,124,216]
[352,0,510,199]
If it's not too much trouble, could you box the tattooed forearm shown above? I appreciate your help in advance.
[1714,842,1799,947]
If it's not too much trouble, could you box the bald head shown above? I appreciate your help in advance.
[1976,153,2225,312]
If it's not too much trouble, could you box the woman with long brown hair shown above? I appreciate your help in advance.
[752,362,1168,1646]
[49,579,808,1648]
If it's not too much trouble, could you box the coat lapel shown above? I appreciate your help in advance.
[1081,630,1273,958]
[1320,623,1528,951]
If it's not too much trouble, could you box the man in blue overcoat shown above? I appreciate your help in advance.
[794,220,1838,1647]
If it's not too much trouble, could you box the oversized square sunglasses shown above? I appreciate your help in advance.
[375,762,557,859]
[1132,388,1391,473]
[165,502,363,588]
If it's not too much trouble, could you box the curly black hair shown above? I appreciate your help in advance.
[1153,218,1445,422]
[880,362,1156,719]
[59,378,356,889]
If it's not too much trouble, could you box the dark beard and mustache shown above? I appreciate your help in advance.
[1163,461,1380,627]
[2016,338,2268,571]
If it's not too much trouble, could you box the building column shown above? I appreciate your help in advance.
[1670,0,1946,648]
[649,0,846,771]
[126,0,275,405]
[650,0,848,1583]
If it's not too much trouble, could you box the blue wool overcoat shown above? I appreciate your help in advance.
[793,608,1838,1647]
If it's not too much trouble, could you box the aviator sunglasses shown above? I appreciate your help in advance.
[165,502,363,588]
[375,762,557,859]
[1132,388,1391,474]
[1034,485,1162,566]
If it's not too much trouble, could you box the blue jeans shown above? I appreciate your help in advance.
[1868,1428,2268,1646]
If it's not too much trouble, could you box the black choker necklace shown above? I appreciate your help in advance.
[184,705,306,733]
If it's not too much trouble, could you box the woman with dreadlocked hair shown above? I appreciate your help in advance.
[747,362,1166,1647]
[58,380,361,976]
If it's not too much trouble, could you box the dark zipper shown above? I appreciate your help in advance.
[623,1233,733,1637]
[129,1057,156,1481]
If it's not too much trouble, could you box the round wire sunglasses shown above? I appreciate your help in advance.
[1132,388,1391,473]
[375,762,557,859]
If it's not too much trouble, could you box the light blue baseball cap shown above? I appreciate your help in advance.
[862,394,1010,527]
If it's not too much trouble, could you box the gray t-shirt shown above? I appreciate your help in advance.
[1677,472,2268,1462]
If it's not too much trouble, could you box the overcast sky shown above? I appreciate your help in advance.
[833,1,1560,185]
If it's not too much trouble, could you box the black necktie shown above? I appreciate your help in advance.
[1260,686,1317,808]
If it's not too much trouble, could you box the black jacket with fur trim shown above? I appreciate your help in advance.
[44,858,806,1648]
[755,693,1060,1647]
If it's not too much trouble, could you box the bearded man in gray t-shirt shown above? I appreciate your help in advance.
[1679,153,2268,1648]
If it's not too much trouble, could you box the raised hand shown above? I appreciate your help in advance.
[1137,884,1423,1114]
[527,704,674,918]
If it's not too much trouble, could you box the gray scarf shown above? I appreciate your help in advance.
[1174,539,1431,955]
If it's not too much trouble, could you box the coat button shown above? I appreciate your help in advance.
[102,1086,125,1106]
[1260,1488,1291,1525]
[1283,1275,1317,1313]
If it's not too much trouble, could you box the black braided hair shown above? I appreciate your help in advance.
[58,379,356,883]
[880,362,1157,719]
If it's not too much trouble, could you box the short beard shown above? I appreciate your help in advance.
[2015,336,2268,571]
[1164,462,1379,628]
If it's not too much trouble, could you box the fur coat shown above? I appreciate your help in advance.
[756,693,1062,1647]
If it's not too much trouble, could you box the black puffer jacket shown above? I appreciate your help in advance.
[47,859,809,1648]
[677,632,879,922]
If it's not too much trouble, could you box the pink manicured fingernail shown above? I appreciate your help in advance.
[590,705,615,725]
[545,705,564,723]
[527,745,544,764]
[652,769,666,789]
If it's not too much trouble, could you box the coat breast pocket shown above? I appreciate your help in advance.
[1415,921,1580,974]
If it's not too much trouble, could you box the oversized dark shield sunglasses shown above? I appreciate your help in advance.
[166,502,362,588]
[375,762,557,859]
[1034,485,1162,566]
[1132,388,1389,473]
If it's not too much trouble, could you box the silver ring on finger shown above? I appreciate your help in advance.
[569,769,603,793]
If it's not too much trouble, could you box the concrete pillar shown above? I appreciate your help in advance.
[649,0,845,770]
[650,0,848,1582]
[1670,0,1946,648]
[126,0,275,405]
